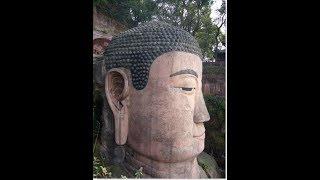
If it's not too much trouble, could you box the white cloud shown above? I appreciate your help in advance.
[210,0,226,34]
[210,0,223,20]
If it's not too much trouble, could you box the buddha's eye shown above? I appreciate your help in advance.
[181,87,194,91]
[171,76,197,94]
[175,87,196,94]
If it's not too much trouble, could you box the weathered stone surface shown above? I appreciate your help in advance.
[93,6,125,58]
[100,21,214,178]
[93,57,105,86]
[93,6,126,38]
[197,152,221,178]
[202,62,225,96]
[93,37,112,55]
[199,166,209,178]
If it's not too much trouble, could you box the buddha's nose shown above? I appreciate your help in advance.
[193,92,210,123]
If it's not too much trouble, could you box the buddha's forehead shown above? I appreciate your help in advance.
[104,21,203,90]
[149,51,202,79]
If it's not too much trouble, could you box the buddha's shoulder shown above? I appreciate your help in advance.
[198,152,221,178]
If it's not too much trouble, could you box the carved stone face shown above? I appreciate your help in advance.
[103,21,211,178]
[126,51,210,163]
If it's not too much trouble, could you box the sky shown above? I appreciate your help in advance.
[210,0,226,50]
[210,0,226,33]
[210,0,222,20]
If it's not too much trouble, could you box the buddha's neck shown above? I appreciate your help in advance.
[123,147,201,178]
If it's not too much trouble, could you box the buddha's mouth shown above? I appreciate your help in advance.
[193,123,205,139]
[193,131,205,140]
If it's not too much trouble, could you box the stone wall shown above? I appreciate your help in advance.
[93,6,126,39]
[202,62,225,96]
[93,6,127,83]
[93,6,126,58]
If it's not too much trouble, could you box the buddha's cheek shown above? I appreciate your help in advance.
[128,91,202,162]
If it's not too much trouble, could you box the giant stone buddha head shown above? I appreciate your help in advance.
[100,21,210,178]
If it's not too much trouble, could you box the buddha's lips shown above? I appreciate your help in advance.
[193,122,205,138]
[193,131,205,139]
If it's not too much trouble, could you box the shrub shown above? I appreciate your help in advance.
[203,65,225,75]
[204,95,225,131]
[93,156,112,178]
[203,95,225,169]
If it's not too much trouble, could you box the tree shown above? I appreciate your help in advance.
[153,0,212,35]
[212,0,226,57]
[94,0,157,27]
[94,0,226,60]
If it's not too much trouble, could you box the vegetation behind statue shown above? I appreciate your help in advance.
[94,0,226,60]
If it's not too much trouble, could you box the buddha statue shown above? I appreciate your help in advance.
[98,21,216,178]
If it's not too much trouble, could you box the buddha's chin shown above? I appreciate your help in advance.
[166,141,204,163]
[129,138,204,163]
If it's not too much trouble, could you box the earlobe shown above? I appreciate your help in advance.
[105,68,130,145]
[116,101,129,145]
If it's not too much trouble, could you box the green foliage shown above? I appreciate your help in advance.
[127,0,157,27]
[93,87,103,141]
[93,144,129,178]
[197,152,220,177]
[203,94,225,169]
[96,0,157,27]
[95,0,226,60]
[134,167,144,178]
[93,0,108,6]
[93,156,112,178]
[194,5,217,59]
[203,64,225,75]
[121,175,128,179]
[202,163,209,170]
[218,33,225,46]
[217,0,225,15]
[154,0,223,59]
[204,95,225,130]
[154,0,210,32]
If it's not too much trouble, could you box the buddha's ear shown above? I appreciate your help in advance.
[105,68,130,145]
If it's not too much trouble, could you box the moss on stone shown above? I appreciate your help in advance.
[197,152,220,178]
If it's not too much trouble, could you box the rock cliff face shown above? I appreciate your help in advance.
[93,6,125,57]
[202,61,225,96]
[202,74,225,96]
[93,6,126,39]
[93,6,126,82]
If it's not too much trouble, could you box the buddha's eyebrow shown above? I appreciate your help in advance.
[170,69,198,78]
